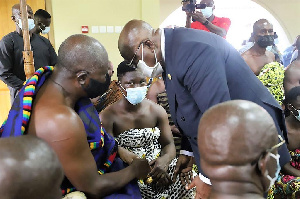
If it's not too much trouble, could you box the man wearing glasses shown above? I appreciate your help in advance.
[198,100,284,199]
[183,0,231,38]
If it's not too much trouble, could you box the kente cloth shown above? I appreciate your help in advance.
[267,149,300,199]
[0,66,141,199]
[258,62,284,104]
[116,127,195,199]
[94,80,123,113]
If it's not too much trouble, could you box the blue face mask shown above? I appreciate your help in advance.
[18,18,35,31]
[120,85,148,105]
[200,7,213,18]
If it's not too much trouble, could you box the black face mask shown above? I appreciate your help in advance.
[82,74,111,98]
[256,35,274,48]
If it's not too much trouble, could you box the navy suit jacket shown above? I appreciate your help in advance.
[163,28,290,176]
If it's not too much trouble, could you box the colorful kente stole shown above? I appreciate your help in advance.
[0,66,124,197]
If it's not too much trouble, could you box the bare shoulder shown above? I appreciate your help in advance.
[145,99,166,115]
[100,100,120,118]
[266,50,275,60]
[30,104,85,143]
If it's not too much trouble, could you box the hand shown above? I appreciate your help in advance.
[191,11,207,24]
[170,125,182,137]
[131,158,151,179]
[118,146,139,165]
[149,158,172,186]
[186,175,212,199]
[173,154,194,185]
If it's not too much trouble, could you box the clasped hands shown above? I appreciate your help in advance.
[186,11,207,24]
[118,147,171,186]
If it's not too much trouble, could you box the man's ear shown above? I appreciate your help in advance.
[257,152,269,176]
[76,71,88,85]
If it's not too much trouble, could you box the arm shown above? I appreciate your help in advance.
[38,108,149,198]
[185,14,192,28]
[282,163,300,177]
[156,105,176,163]
[149,104,176,185]
[146,81,159,103]
[0,36,24,89]
[48,41,57,66]
[100,107,139,165]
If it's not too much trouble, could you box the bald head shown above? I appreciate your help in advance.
[118,20,153,61]
[0,135,63,199]
[253,19,272,34]
[11,4,33,16]
[57,34,108,73]
[284,64,300,94]
[198,100,277,168]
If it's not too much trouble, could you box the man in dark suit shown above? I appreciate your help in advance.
[118,19,293,198]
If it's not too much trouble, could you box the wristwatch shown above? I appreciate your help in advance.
[202,20,209,26]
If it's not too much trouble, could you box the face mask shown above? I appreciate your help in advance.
[41,26,50,34]
[82,74,110,99]
[200,7,213,18]
[136,43,164,78]
[18,18,35,31]
[266,153,281,190]
[256,35,274,48]
[266,46,272,51]
[121,85,147,105]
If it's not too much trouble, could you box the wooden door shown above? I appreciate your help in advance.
[0,0,45,124]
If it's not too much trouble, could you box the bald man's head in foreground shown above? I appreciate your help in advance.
[0,135,63,199]
[198,100,282,198]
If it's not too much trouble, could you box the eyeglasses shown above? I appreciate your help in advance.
[129,39,151,65]
[199,3,214,9]
[289,104,300,114]
[251,134,285,165]
[266,134,285,153]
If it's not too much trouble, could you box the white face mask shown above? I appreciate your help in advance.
[200,7,213,18]
[41,26,50,34]
[18,18,35,31]
[123,86,148,105]
[136,43,164,78]
[266,153,281,190]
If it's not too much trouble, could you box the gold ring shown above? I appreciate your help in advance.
[146,176,153,184]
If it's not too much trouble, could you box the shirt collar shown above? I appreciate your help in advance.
[160,28,166,62]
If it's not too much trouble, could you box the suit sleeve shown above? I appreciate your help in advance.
[0,36,24,89]
[181,45,231,177]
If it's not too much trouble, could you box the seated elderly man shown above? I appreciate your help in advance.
[0,34,150,198]
[198,100,283,199]
[0,135,63,199]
